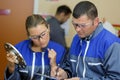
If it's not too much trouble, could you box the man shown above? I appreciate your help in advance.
[47,5,72,48]
[51,1,120,80]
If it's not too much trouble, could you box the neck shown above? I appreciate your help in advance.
[31,46,42,52]
[55,15,61,22]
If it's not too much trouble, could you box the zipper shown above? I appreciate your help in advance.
[83,41,90,78]
[76,40,82,76]
[41,52,45,80]
[30,52,36,79]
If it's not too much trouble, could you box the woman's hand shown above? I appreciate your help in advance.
[48,48,57,67]
[6,52,17,73]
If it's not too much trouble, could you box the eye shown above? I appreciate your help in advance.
[31,36,38,39]
[73,23,79,27]
[40,32,46,37]
[80,24,86,28]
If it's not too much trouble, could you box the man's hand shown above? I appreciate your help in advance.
[51,66,68,80]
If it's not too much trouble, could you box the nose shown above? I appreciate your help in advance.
[38,38,42,42]
[75,26,82,32]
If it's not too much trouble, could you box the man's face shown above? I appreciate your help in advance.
[72,15,99,38]
[60,13,71,24]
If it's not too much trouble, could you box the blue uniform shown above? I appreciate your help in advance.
[64,23,120,80]
[4,40,66,80]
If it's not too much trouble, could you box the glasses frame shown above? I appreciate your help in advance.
[29,29,49,40]
[72,21,93,29]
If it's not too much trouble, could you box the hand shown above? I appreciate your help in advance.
[48,48,57,67]
[51,66,68,80]
[64,77,80,80]
[6,52,17,73]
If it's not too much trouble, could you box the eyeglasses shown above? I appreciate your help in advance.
[29,29,49,40]
[72,21,93,28]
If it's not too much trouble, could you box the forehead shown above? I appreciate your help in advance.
[28,24,47,34]
[72,15,90,23]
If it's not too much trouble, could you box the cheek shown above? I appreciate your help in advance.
[41,36,50,46]
[32,40,40,46]
[84,27,93,35]
[45,36,50,44]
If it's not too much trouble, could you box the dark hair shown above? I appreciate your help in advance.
[73,1,98,20]
[56,5,72,15]
[25,14,48,36]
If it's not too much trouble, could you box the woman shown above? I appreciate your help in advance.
[4,14,66,80]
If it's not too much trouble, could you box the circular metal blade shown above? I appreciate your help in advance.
[4,42,26,68]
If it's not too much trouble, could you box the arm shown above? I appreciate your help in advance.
[4,53,21,80]
[50,53,72,80]
[60,37,120,80]
[67,43,120,80]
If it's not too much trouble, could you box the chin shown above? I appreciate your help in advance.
[41,44,47,48]
[78,35,84,38]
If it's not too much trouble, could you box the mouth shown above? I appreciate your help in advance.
[77,33,85,38]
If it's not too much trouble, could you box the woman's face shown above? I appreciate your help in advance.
[28,24,50,48]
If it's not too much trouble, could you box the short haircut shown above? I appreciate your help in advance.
[56,5,72,15]
[73,1,98,20]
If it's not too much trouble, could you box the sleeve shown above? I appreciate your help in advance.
[4,66,21,80]
[60,53,72,78]
[60,35,79,78]
[80,42,120,80]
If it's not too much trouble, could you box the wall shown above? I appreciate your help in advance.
[35,0,120,47]
[0,0,33,79]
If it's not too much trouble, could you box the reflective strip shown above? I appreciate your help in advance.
[83,41,90,78]
[31,52,36,80]
[70,59,76,62]
[88,62,103,66]
[41,52,45,80]
[19,70,28,73]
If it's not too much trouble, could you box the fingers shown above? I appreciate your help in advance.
[48,48,56,58]
[50,66,58,77]
[6,52,16,73]
[48,48,57,66]
[6,53,17,63]
[54,68,68,80]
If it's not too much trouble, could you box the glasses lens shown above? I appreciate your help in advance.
[29,29,48,40]
[72,22,92,28]
[30,36,39,40]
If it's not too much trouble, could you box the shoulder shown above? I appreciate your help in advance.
[15,39,31,48]
[95,29,120,53]
[70,34,81,49]
[47,17,57,23]
[101,29,120,44]
[48,41,65,50]
[72,34,80,44]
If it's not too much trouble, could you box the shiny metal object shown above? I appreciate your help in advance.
[4,42,26,68]
[35,73,57,80]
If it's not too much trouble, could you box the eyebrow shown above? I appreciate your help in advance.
[30,30,47,37]
[40,30,46,35]
[72,21,86,24]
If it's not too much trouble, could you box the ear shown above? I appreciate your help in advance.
[60,12,65,17]
[47,24,50,32]
[94,17,99,26]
